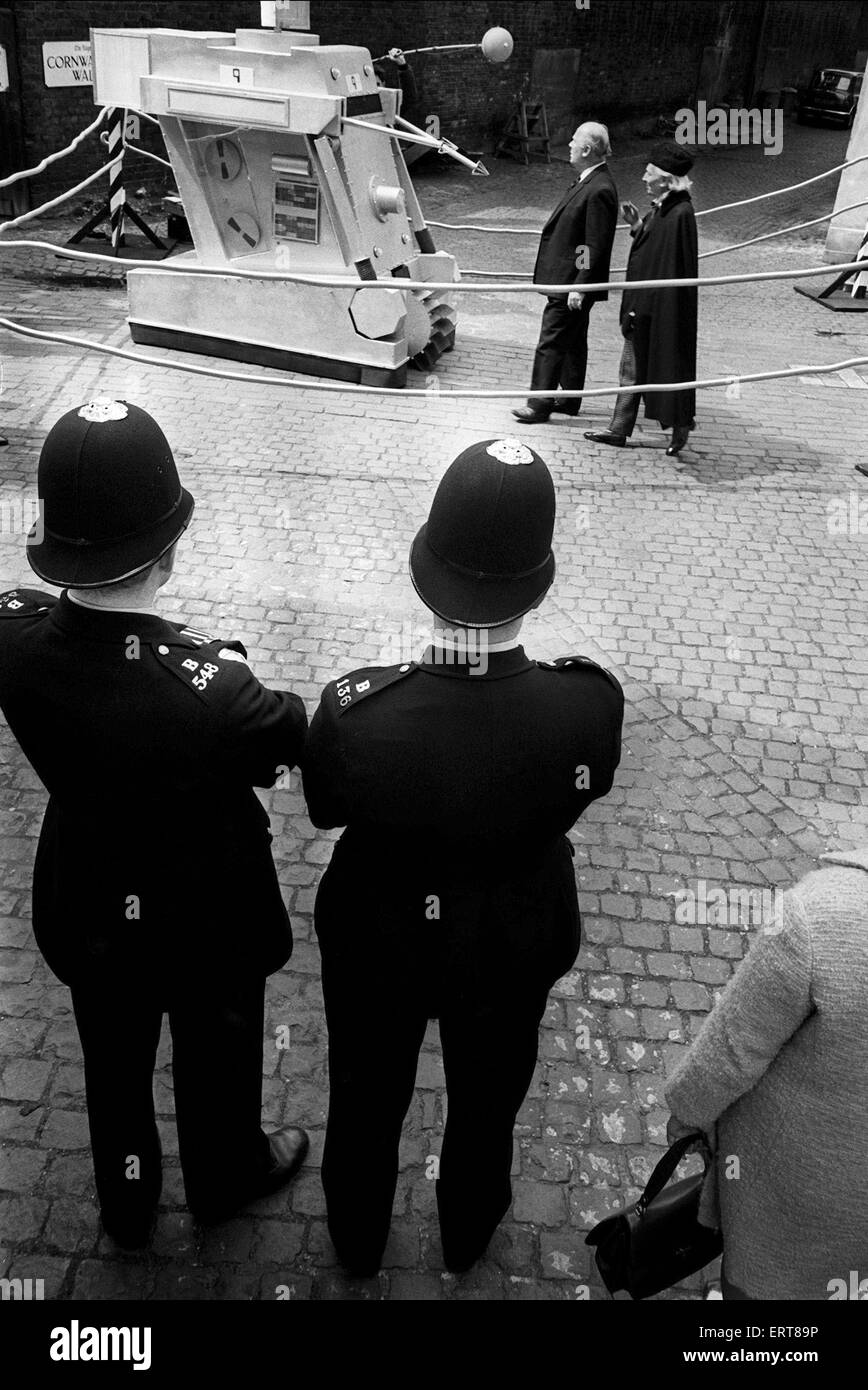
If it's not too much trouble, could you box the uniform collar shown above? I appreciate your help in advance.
[67,590,159,616]
[51,590,178,643]
[416,644,534,680]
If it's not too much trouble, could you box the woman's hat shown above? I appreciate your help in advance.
[648,141,695,176]
[409,438,556,627]
[27,398,194,588]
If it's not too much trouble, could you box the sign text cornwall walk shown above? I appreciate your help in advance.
[42,41,93,88]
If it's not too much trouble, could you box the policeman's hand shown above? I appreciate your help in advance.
[621,201,640,228]
[388,47,407,66]
[567,290,584,311]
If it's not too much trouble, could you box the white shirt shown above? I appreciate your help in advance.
[67,590,159,616]
[578,161,606,183]
[431,634,521,655]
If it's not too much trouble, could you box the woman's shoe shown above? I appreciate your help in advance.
[666,427,690,456]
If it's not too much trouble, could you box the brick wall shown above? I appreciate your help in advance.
[4,0,866,206]
[764,0,865,86]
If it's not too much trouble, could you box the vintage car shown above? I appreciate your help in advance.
[797,67,863,127]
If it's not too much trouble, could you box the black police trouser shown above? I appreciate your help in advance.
[70,967,271,1227]
[528,295,593,413]
[315,864,565,1271]
[319,961,550,1271]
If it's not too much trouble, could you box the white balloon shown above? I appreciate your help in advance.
[480,27,513,64]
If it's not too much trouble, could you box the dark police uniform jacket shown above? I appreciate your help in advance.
[533,164,619,302]
[302,646,623,997]
[0,589,308,985]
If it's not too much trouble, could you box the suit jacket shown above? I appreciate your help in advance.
[533,164,619,301]
[302,646,624,995]
[0,588,308,984]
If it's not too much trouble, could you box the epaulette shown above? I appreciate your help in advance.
[0,589,53,619]
[331,662,416,716]
[537,654,622,694]
[176,622,248,655]
[150,639,247,701]
[171,621,249,664]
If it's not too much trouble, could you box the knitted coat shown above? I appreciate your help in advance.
[664,849,868,1300]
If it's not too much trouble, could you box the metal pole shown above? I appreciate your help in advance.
[106,107,126,255]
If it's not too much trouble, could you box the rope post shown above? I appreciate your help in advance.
[106,108,126,255]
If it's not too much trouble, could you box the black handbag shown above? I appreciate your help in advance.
[584,1132,723,1299]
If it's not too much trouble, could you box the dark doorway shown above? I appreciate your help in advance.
[0,8,28,217]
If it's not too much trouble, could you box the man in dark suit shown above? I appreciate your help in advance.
[302,437,624,1275]
[0,399,310,1246]
[513,122,619,424]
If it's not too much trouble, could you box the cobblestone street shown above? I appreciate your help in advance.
[1,118,868,1301]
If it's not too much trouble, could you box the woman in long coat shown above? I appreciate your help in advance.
[664,848,868,1299]
[586,141,698,456]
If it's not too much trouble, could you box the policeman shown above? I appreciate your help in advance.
[0,398,310,1246]
[302,437,624,1275]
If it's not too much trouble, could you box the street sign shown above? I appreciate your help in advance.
[42,40,92,88]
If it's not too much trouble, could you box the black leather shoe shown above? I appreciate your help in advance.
[551,401,580,417]
[511,406,551,423]
[253,1125,310,1201]
[584,430,628,447]
[666,427,690,456]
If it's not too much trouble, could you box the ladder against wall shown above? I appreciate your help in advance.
[495,100,551,165]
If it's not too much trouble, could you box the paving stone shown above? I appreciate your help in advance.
[39,1109,91,1150]
[0,1058,52,1102]
[512,1180,568,1227]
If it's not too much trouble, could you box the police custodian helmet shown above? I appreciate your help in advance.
[409,437,556,627]
[26,398,194,588]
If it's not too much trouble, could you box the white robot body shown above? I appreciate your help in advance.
[90,23,459,385]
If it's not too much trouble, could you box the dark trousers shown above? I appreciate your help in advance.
[608,315,651,437]
[528,296,593,413]
[70,966,271,1226]
[319,955,550,1271]
[315,859,572,1271]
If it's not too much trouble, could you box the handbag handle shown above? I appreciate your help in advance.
[635,1131,711,1216]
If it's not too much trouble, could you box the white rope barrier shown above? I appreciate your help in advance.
[122,138,174,171]
[0,162,123,233]
[463,196,868,277]
[0,108,109,190]
[0,313,865,399]
[1,237,866,295]
[428,152,868,236]
[695,196,868,262]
